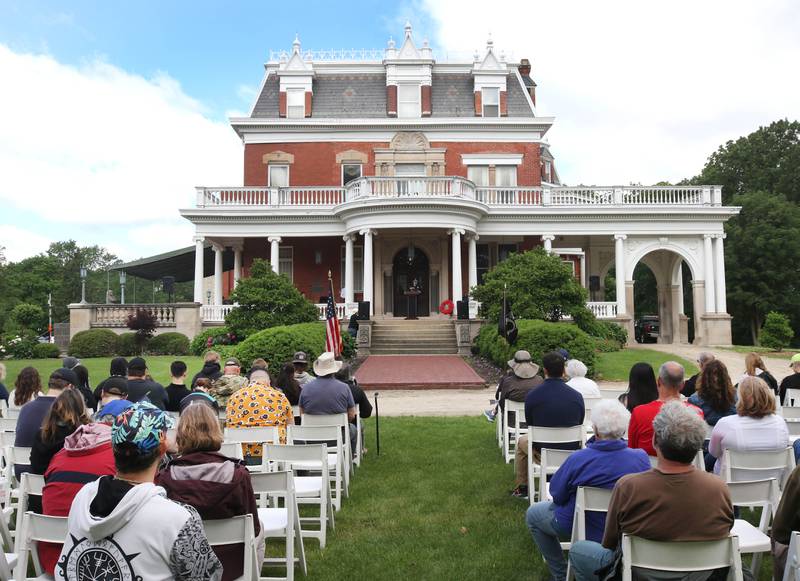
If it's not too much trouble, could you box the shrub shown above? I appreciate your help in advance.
[10,303,46,332]
[116,332,139,356]
[31,342,61,359]
[571,306,628,347]
[190,327,241,356]
[226,259,319,337]
[0,333,38,359]
[760,311,795,351]
[235,322,356,372]
[149,332,190,356]
[69,329,118,358]
[476,319,598,377]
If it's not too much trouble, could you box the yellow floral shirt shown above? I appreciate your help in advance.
[225,380,294,457]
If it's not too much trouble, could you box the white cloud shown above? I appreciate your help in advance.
[0,45,241,256]
[419,0,800,185]
[0,224,51,262]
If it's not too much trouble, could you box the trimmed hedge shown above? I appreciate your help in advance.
[31,342,61,359]
[235,322,356,371]
[149,332,190,356]
[116,333,139,357]
[476,319,598,377]
[190,327,239,356]
[68,329,119,358]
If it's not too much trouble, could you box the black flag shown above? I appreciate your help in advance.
[499,284,518,345]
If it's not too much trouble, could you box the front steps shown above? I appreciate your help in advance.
[368,318,459,355]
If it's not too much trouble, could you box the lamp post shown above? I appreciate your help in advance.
[79,266,88,304]
[206,290,212,305]
[119,271,127,305]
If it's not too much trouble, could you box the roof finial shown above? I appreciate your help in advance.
[486,32,493,51]
[404,20,413,38]
[473,48,480,61]
[422,37,430,48]
[387,35,395,49]
[293,33,301,54]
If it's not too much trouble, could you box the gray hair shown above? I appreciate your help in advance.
[249,369,270,382]
[591,399,630,439]
[566,359,588,379]
[697,352,715,368]
[658,361,685,390]
[652,401,707,463]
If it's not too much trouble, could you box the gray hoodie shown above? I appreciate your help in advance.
[56,478,222,581]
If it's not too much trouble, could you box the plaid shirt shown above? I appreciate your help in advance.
[225,380,293,457]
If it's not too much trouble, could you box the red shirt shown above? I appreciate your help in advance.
[628,399,704,456]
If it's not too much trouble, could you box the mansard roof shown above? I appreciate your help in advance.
[249,70,535,119]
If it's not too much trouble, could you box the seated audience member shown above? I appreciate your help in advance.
[336,362,373,424]
[348,312,360,338]
[165,360,191,412]
[484,350,543,422]
[709,376,789,479]
[179,377,220,414]
[226,369,293,463]
[191,350,224,388]
[93,377,133,424]
[566,359,601,399]
[526,400,650,579]
[40,421,116,576]
[618,362,658,412]
[293,351,315,386]
[246,358,269,380]
[10,366,44,409]
[0,362,8,407]
[126,357,168,409]
[569,402,734,579]
[688,359,737,471]
[300,352,357,453]
[512,352,585,499]
[628,361,702,456]
[157,404,263,581]
[57,402,222,580]
[681,351,715,397]
[740,352,779,395]
[93,356,128,402]
[73,364,97,411]
[31,390,89,475]
[16,368,74,451]
[275,363,302,406]
[210,357,248,409]
[779,353,800,405]
[772,464,800,576]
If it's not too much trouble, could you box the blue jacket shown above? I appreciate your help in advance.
[687,393,736,427]
[524,378,585,451]
[550,439,650,542]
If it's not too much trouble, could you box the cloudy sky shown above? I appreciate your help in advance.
[1,0,798,262]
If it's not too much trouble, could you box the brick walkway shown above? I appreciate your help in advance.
[355,355,485,390]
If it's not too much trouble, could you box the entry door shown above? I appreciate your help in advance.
[394,164,426,196]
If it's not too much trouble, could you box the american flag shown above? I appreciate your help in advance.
[325,275,343,356]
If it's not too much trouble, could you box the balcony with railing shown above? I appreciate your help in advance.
[194,180,723,210]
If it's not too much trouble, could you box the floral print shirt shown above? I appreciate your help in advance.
[225,380,293,457]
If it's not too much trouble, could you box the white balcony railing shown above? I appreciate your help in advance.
[92,304,177,327]
[201,304,235,323]
[315,303,357,320]
[586,301,618,319]
[194,181,722,209]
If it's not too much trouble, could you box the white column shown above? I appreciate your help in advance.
[344,234,355,304]
[714,234,727,314]
[703,234,716,314]
[542,234,555,253]
[614,234,627,315]
[268,237,281,274]
[579,253,586,288]
[193,236,204,303]
[450,229,464,301]
[677,263,685,315]
[361,229,374,315]
[213,244,224,305]
[467,234,479,294]
[232,245,243,287]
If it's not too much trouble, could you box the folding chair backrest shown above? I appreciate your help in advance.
[785,389,800,407]
[0,431,14,448]
[202,514,255,581]
[539,448,575,501]
[781,407,800,420]
[507,400,526,432]
[786,420,800,437]
[4,409,20,420]
[572,486,614,543]
[224,426,280,445]
[18,512,69,579]
[622,534,743,579]
[249,469,293,496]
[218,442,243,460]
[288,424,342,445]
[15,473,45,552]
[785,531,800,581]
[8,446,32,468]
[600,388,625,401]
[528,425,585,448]
[727,478,779,518]
[693,449,705,471]
[583,397,602,411]
[723,447,795,488]
[263,443,328,465]
[0,419,16,432]
[302,413,348,428]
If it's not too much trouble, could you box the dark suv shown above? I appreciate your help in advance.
[635,315,660,343]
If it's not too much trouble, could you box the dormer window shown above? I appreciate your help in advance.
[287,89,305,119]
[397,84,421,118]
[482,88,500,117]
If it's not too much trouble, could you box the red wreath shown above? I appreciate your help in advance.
[439,299,455,315]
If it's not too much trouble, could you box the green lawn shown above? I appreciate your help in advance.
[595,349,699,382]
[1,356,205,388]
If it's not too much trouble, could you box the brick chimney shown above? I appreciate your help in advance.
[518,58,536,106]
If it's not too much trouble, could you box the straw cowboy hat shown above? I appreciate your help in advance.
[313,351,343,376]
[507,350,540,379]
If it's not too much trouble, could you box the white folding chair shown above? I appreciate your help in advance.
[786,420,800,439]
[288,425,345,510]
[0,548,16,581]
[2,411,19,421]
[202,514,257,581]
[224,426,281,472]
[647,450,704,471]
[600,388,626,401]
[728,478,778,573]
[565,486,614,581]
[263,443,333,548]
[781,407,800,420]
[13,473,43,553]
[723,447,796,490]
[526,425,584,503]
[621,534,744,581]
[218,442,244,460]
[582,397,602,428]
[250,470,307,581]
[535,448,575,506]
[301,413,353,491]
[15,512,68,581]
[785,389,800,407]
[354,414,364,468]
[0,421,17,434]
[784,530,800,581]
[503,400,526,464]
